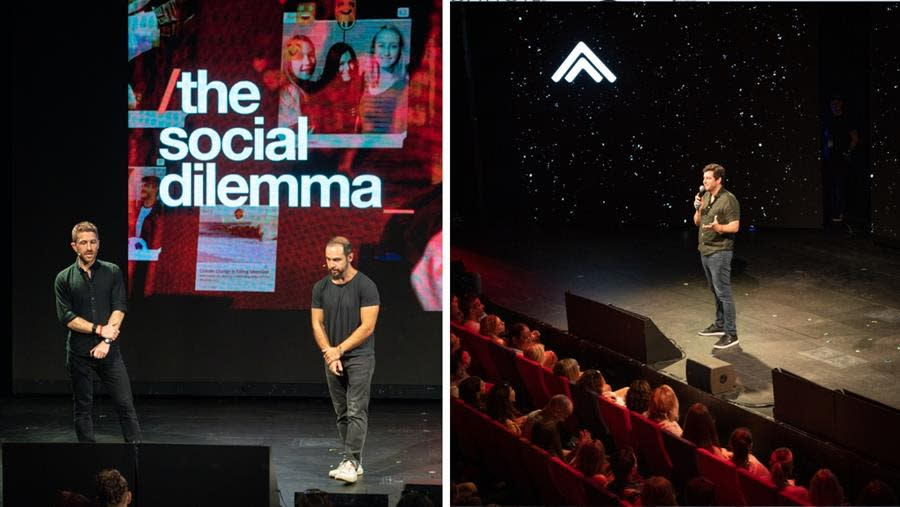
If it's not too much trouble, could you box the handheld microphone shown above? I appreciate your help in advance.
[698,184,706,197]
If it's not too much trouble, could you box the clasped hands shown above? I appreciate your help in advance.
[90,325,120,359]
[323,346,343,375]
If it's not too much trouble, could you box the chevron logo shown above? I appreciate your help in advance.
[551,41,617,84]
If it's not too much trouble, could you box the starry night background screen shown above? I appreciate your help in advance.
[454,3,838,231]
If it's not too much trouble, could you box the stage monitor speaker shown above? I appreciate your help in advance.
[772,368,837,442]
[296,491,390,507]
[565,291,683,365]
[2,442,136,507]
[686,356,737,394]
[834,389,900,469]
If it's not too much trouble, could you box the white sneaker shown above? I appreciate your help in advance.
[334,460,359,483]
[329,459,364,479]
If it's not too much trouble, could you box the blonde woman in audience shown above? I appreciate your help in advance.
[647,385,683,436]
[479,314,506,345]
[553,358,582,383]
[511,323,557,368]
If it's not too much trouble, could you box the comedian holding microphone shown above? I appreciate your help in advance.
[692,163,741,350]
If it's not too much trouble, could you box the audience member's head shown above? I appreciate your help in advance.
[458,376,484,409]
[479,314,505,339]
[648,385,679,423]
[856,479,897,506]
[485,382,519,423]
[451,349,471,381]
[576,369,606,394]
[523,343,545,363]
[729,427,754,470]
[95,469,131,507]
[683,477,716,506]
[769,447,796,490]
[297,488,333,507]
[625,379,652,413]
[450,332,460,354]
[509,323,539,349]
[611,447,638,488]
[460,293,485,322]
[573,439,608,478]
[809,469,844,507]
[682,403,720,452]
[450,294,464,324]
[641,476,677,506]
[396,490,434,507]
[545,394,573,422]
[553,358,581,382]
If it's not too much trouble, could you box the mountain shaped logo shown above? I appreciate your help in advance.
[551,42,618,84]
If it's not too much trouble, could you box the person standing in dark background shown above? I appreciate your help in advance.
[822,94,860,227]
[693,164,741,350]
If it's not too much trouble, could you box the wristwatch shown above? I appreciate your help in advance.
[103,338,113,345]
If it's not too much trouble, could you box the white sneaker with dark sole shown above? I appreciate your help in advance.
[329,460,363,479]
[333,461,359,483]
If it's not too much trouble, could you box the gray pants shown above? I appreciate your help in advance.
[701,250,737,336]
[325,354,375,464]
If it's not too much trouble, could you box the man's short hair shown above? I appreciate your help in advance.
[95,469,128,507]
[141,175,160,186]
[702,163,725,181]
[71,221,99,242]
[326,236,352,255]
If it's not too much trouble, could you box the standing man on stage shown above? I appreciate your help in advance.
[312,236,380,483]
[54,221,142,442]
[693,164,741,349]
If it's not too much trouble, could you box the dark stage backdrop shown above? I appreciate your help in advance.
[453,3,824,230]
[871,4,900,242]
[11,1,442,397]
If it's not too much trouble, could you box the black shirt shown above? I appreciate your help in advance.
[311,271,380,358]
[54,259,127,356]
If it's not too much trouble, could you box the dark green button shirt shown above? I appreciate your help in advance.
[698,188,740,256]
[54,259,127,356]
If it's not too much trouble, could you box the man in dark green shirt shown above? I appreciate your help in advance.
[54,221,141,442]
[692,164,741,349]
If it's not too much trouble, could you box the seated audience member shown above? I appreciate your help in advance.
[856,479,897,506]
[625,379,652,415]
[95,469,132,507]
[769,447,810,503]
[608,447,643,504]
[479,314,507,345]
[641,476,677,506]
[57,491,92,507]
[458,376,485,411]
[396,490,434,507]
[450,348,471,398]
[485,382,523,436]
[729,427,770,480]
[450,294,465,325]
[569,437,612,486]
[572,370,614,449]
[683,477,715,506]
[460,293,486,333]
[809,468,844,507]
[521,394,573,440]
[510,323,557,368]
[647,385,683,437]
[531,417,566,459]
[450,481,480,506]
[553,357,582,383]
[450,332,460,355]
[297,488,332,507]
[682,403,731,459]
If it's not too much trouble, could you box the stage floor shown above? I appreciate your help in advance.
[0,396,441,505]
[453,227,900,416]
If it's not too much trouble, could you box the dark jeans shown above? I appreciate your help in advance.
[700,250,737,336]
[324,354,375,464]
[823,159,850,220]
[66,350,142,443]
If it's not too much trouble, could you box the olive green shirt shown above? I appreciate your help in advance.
[698,188,740,256]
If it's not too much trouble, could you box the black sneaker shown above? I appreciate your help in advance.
[698,324,726,336]
[713,334,739,349]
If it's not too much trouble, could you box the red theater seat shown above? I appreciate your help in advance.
[515,355,551,409]
[737,467,778,506]
[548,456,588,506]
[597,394,633,452]
[630,412,674,478]
[696,447,746,506]
[661,429,700,490]
[453,325,500,382]
[519,441,559,505]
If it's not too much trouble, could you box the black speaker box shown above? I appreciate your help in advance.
[686,356,736,394]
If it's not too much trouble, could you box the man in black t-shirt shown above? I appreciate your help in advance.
[54,222,141,442]
[311,236,380,484]
[823,95,859,224]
